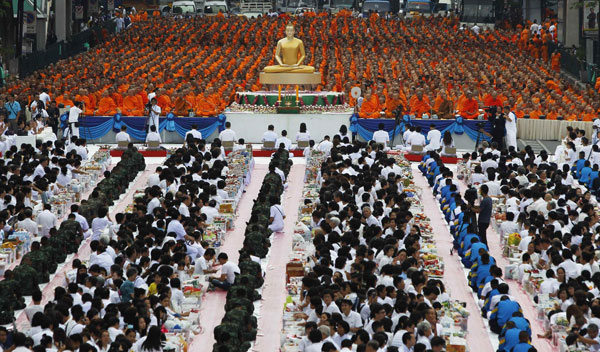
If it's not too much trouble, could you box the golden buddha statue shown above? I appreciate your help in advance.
[263,23,315,73]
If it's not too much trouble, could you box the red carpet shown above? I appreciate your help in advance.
[403,153,458,164]
[110,149,167,157]
[225,149,305,157]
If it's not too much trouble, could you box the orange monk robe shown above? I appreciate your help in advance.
[595,77,600,92]
[565,113,578,121]
[433,95,444,111]
[385,97,403,118]
[157,95,173,113]
[459,98,479,119]
[76,95,91,109]
[514,110,525,119]
[551,53,561,72]
[96,96,118,116]
[359,95,381,119]
[122,96,144,116]
[87,94,97,110]
[546,111,558,120]
[483,95,503,108]
[195,95,217,117]
[118,84,130,94]
[409,97,431,118]
[173,97,192,116]
[529,110,542,119]
[111,93,123,107]
[583,112,595,122]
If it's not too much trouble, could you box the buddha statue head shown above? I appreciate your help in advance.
[285,23,296,39]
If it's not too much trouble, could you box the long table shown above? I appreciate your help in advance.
[77,114,592,145]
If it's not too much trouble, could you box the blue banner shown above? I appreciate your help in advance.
[349,114,492,142]
[76,114,225,141]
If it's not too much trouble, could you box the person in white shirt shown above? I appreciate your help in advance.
[166,209,188,241]
[504,106,518,150]
[194,248,218,274]
[219,122,236,142]
[36,203,57,237]
[33,157,48,180]
[296,122,311,142]
[275,130,292,150]
[184,124,203,143]
[147,167,162,188]
[146,125,161,144]
[39,88,51,106]
[68,101,84,137]
[318,135,334,154]
[268,196,286,232]
[262,124,278,143]
[147,188,162,215]
[372,123,390,146]
[91,207,112,241]
[406,126,426,150]
[115,125,131,144]
[201,200,220,223]
[209,252,240,290]
[17,209,38,235]
[148,97,161,132]
[425,124,441,151]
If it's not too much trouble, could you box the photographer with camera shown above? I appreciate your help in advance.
[486,105,505,149]
[68,101,84,138]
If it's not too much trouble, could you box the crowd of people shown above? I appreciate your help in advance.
[418,123,600,351]
[0,132,258,352]
[283,134,456,352]
[0,12,598,121]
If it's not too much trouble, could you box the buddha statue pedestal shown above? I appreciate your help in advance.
[260,72,322,110]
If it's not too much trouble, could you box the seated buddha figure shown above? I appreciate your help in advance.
[263,23,315,73]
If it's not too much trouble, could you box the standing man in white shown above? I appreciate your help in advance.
[148,97,161,133]
[68,101,84,138]
[425,124,441,151]
[504,105,518,150]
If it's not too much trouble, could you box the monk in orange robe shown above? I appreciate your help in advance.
[122,90,144,116]
[551,52,561,72]
[173,92,192,116]
[156,88,173,113]
[459,91,480,119]
[409,89,431,118]
[483,91,503,108]
[95,91,118,116]
[384,91,403,118]
[359,91,381,119]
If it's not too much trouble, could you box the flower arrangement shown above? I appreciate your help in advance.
[507,232,521,246]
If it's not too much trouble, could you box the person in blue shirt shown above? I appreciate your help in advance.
[505,312,532,339]
[490,296,522,334]
[4,94,21,131]
[511,331,536,352]
[462,237,488,268]
[580,160,593,184]
[498,321,521,352]
[573,151,586,177]
[588,165,599,188]
[482,279,500,314]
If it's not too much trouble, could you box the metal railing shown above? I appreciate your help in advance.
[18,20,117,78]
